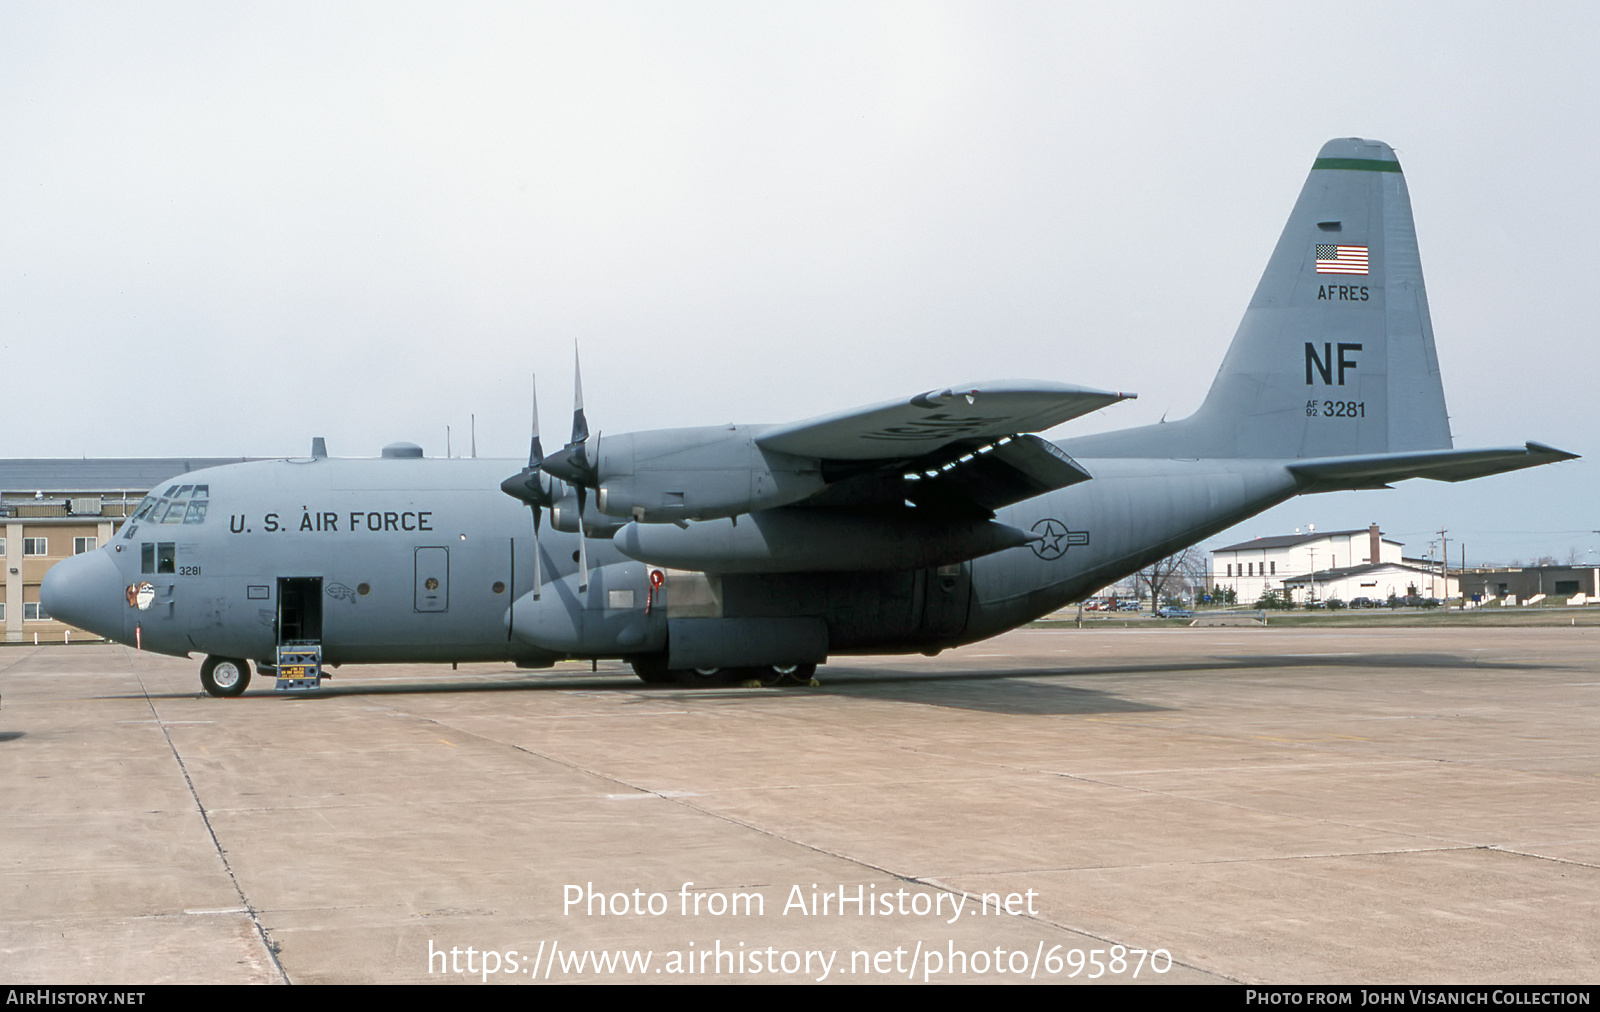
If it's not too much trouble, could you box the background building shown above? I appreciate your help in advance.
[1281,560,1456,603]
[1212,525,1403,604]
[1458,566,1600,605]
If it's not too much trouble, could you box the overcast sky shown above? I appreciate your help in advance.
[2,3,1594,563]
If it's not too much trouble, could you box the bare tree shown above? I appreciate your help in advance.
[1135,547,1206,609]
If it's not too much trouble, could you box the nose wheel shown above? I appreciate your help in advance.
[200,656,252,697]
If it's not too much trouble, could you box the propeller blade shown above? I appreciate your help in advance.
[502,373,560,506]
[576,483,590,593]
[528,371,544,469]
[539,350,600,487]
[532,512,542,600]
[570,346,590,449]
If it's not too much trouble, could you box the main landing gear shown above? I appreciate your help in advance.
[200,656,252,697]
[628,656,817,687]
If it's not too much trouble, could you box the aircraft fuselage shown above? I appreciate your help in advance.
[61,452,1299,669]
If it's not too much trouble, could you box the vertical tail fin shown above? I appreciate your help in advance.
[1066,138,1452,460]
[1186,137,1451,457]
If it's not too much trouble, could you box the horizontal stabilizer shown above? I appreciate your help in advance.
[1289,442,1578,491]
[757,381,1131,460]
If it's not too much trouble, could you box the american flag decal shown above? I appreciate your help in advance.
[1315,244,1369,275]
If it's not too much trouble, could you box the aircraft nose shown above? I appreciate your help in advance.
[41,550,126,642]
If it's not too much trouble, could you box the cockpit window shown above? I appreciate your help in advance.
[155,486,211,524]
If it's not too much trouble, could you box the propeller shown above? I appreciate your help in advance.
[499,373,556,598]
[533,348,601,592]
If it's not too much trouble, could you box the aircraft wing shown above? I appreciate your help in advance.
[755,381,1132,460]
[1288,442,1579,491]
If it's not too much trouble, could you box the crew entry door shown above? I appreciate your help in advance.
[275,577,324,691]
[415,547,449,612]
[277,577,323,645]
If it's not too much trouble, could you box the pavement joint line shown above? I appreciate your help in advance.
[405,704,1227,983]
[131,649,291,985]
[0,645,41,677]
[1483,845,1600,871]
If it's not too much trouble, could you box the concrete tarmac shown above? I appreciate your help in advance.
[1,626,1596,984]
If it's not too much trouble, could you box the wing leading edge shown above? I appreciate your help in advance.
[757,381,1132,460]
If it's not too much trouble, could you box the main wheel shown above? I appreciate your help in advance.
[630,654,674,684]
[678,667,729,686]
[200,656,251,698]
[771,663,818,685]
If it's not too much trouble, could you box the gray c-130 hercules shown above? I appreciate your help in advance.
[43,138,1576,695]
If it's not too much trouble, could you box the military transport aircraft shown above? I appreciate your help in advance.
[42,138,1575,695]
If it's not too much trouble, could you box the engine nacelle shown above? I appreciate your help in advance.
[548,484,628,536]
[613,508,1036,573]
[592,426,824,523]
[507,561,665,654]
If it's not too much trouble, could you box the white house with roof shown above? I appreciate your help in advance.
[1211,524,1405,604]
[1281,560,1456,603]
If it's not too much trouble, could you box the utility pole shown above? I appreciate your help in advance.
[1438,527,1449,608]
